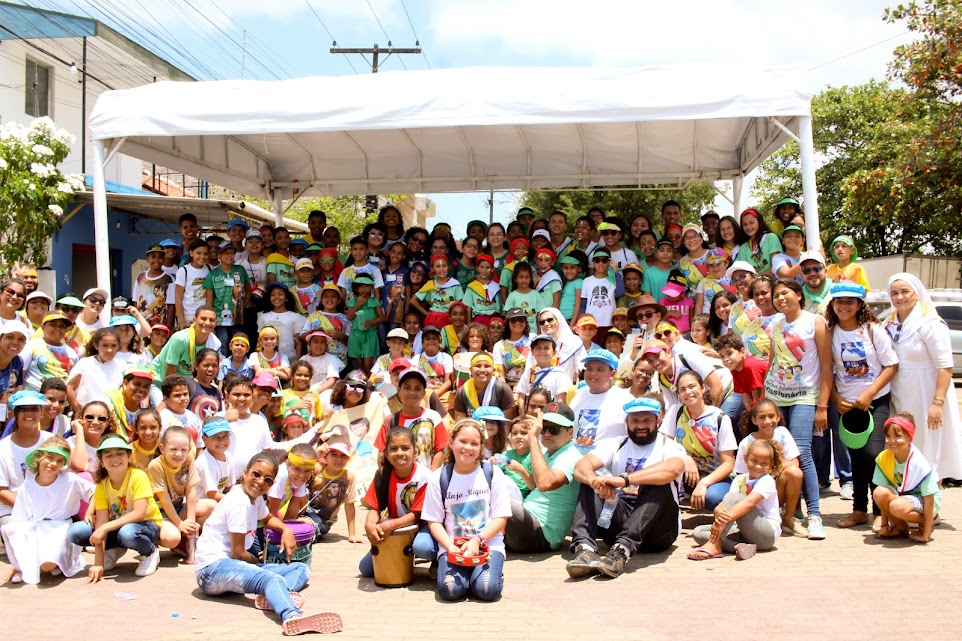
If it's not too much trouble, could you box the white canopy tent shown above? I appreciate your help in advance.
[87,64,819,299]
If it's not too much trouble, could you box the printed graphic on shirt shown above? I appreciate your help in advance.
[840,341,871,380]
[622,456,648,496]
[575,409,600,451]
[451,498,486,537]
[589,285,610,310]
[411,418,436,467]
[399,481,418,512]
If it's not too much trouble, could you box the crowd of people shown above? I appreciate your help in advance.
[0,200,959,634]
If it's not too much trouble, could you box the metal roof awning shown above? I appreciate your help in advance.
[70,191,309,232]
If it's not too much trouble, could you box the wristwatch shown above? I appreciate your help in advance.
[620,473,632,487]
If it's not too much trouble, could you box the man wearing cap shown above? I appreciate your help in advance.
[453,352,516,422]
[799,250,833,314]
[568,349,633,454]
[203,242,251,354]
[132,244,173,327]
[568,395,686,578]
[375,367,448,469]
[642,339,733,410]
[22,313,80,392]
[149,305,220,382]
[503,401,583,553]
[384,357,447,416]
[516,207,536,232]
[224,218,250,255]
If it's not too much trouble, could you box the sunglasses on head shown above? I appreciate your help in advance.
[249,469,275,486]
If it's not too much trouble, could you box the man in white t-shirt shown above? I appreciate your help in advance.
[567,395,686,579]
[568,349,633,454]
[642,339,732,409]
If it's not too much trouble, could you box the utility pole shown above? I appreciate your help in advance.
[487,190,494,225]
[331,42,422,213]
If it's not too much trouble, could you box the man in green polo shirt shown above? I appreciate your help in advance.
[504,401,583,553]
[150,306,218,381]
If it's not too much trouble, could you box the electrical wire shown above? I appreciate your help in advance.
[365,0,407,71]
[809,31,910,71]
[304,0,358,74]
[399,0,431,69]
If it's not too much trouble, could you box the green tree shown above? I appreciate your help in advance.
[284,194,411,249]
[518,182,718,230]
[0,117,84,275]
[752,81,910,257]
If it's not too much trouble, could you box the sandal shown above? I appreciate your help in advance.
[872,516,883,533]
[837,513,869,528]
[282,612,343,636]
[255,591,305,611]
[875,525,908,539]
[734,543,757,560]
[687,547,724,561]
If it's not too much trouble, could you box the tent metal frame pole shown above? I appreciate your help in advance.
[798,115,821,251]
[91,139,112,325]
[732,176,743,218]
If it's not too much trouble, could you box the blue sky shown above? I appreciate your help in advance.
[28,0,915,235]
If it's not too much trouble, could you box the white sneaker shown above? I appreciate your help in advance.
[839,483,854,500]
[134,548,160,577]
[103,547,125,571]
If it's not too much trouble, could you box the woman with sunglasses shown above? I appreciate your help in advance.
[0,278,27,327]
[363,222,389,271]
[328,376,372,412]
[626,357,656,397]
[522,308,584,384]
[725,261,760,338]
[492,308,532,391]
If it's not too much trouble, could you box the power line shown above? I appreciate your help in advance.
[399,0,431,69]
[208,0,297,78]
[364,0,407,71]
[303,0,358,74]
[809,31,910,71]
[175,0,281,80]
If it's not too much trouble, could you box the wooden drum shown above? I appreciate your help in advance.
[371,524,418,588]
[265,520,315,567]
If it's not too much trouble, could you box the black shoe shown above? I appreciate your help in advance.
[597,546,629,578]
[565,548,601,578]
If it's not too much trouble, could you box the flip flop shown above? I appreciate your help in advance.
[687,547,724,561]
[255,591,305,611]
[734,543,757,560]
[283,612,343,636]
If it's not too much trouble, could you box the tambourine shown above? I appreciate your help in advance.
[447,536,491,567]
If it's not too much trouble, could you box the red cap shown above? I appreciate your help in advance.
[535,247,557,261]
[476,254,495,267]
[389,357,411,372]
[430,253,450,266]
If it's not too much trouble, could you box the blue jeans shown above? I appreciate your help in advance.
[437,549,504,602]
[781,403,820,517]
[196,557,309,622]
[684,478,732,512]
[67,520,159,557]
[720,393,745,438]
[812,400,853,486]
[358,524,438,578]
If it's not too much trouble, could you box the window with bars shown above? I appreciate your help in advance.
[25,59,51,118]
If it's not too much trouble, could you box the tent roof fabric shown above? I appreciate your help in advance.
[88,65,811,198]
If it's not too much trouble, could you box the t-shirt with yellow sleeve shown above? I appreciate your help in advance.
[147,455,201,511]
[94,467,163,526]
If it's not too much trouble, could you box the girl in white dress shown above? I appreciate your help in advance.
[1,436,93,584]
[883,273,962,481]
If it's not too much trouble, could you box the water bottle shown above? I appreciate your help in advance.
[598,493,618,528]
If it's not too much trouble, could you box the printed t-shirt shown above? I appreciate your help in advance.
[307,467,356,525]
[0,430,53,517]
[580,275,616,326]
[733,427,800,473]
[147,455,201,511]
[591,434,686,505]
[362,462,432,518]
[731,472,781,537]
[568,385,633,454]
[94,467,163,525]
[267,463,308,517]
[174,263,211,322]
[194,485,267,570]
[659,404,736,475]
[375,408,448,467]
[196,449,235,496]
[202,265,250,325]
[832,324,898,402]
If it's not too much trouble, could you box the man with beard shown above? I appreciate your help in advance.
[566,395,685,579]
[799,250,833,315]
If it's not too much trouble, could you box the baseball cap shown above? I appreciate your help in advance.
[829,283,867,300]
[295,258,314,271]
[530,333,557,347]
[531,229,551,242]
[724,261,757,281]
[624,397,663,415]
[798,250,826,266]
[389,357,411,372]
[123,365,155,381]
[472,406,509,423]
[582,348,618,370]
[542,401,575,428]
[642,340,671,357]
[252,372,279,390]
[83,288,109,302]
[504,307,527,321]
[327,441,352,458]
[25,291,52,306]
[109,315,138,327]
[575,314,598,328]
[622,262,643,276]
[42,312,72,326]
[217,241,236,254]
[661,282,686,298]
[476,254,495,267]
[151,324,172,335]
[112,296,131,310]
[421,325,441,336]
[398,367,427,387]
[289,237,309,248]
[387,328,409,341]
[146,244,165,255]
[0,321,30,340]
[244,229,263,244]
[202,417,232,437]
[226,219,250,231]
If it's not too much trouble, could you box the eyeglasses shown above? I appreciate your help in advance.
[542,423,566,435]
[249,470,275,486]
[84,414,109,423]
[347,384,366,393]
[634,370,654,379]
[800,265,824,275]
[601,230,619,236]
[653,331,673,340]
[368,231,384,237]
[593,257,610,263]
[3,288,25,299]
[638,311,657,319]
[87,297,106,306]
[538,317,556,326]
[509,317,526,323]
[489,324,504,331]
[731,273,751,283]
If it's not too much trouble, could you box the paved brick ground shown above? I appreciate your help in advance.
[5,482,962,641]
